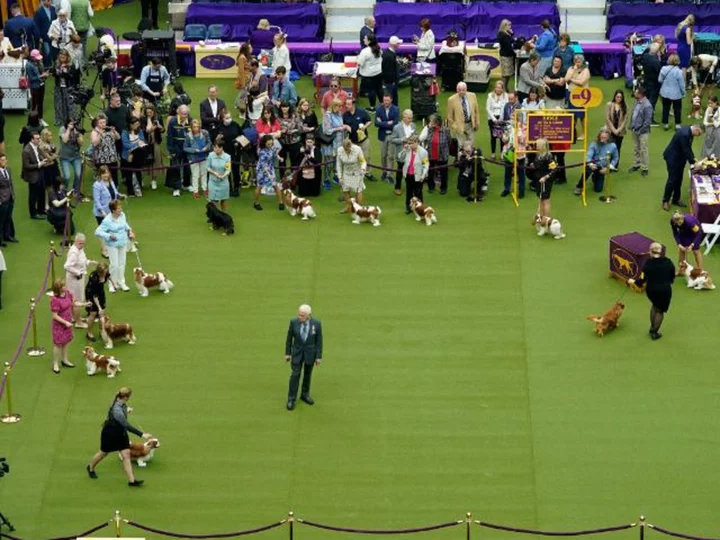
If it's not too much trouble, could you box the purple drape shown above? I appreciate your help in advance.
[607,3,720,43]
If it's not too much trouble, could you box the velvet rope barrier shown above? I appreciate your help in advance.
[648,524,720,540]
[296,518,463,534]
[0,521,109,540]
[476,522,637,537]
[125,518,287,539]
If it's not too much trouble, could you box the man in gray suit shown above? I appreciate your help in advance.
[22,132,47,220]
[284,304,323,411]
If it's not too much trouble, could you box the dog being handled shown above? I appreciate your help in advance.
[282,188,317,220]
[586,301,625,337]
[100,314,137,349]
[82,346,121,377]
[534,214,566,239]
[133,267,174,297]
[409,197,438,226]
[350,198,382,227]
[206,202,235,235]
[679,261,716,290]
[122,438,161,467]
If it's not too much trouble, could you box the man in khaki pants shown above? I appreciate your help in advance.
[629,87,653,177]
[446,82,479,147]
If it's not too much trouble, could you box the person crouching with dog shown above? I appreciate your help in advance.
[671,211,704,273]
[86,387,153,487]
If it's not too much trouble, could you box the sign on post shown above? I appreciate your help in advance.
[527,113,575,143]
[568,87,604,109]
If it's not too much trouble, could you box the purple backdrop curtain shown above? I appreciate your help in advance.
[185,3,325,42]
[606,3,720,43]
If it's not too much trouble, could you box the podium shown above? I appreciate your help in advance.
[609,232,665,285]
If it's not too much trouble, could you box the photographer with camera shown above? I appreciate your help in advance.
[120,117,147,197]
[59,118,84,197]
[53,49,79,127]
[48,9,75,57]
[140,57,170,104]
[90,114,120,187]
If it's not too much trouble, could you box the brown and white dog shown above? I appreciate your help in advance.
[82,345,121,377]
[100,315,137,349]
[409,197,438,226]
[586,302,625,337]
[690,89,703,120]
[133,267,174,297]
[350,198,382,227]
[123,438,161,467]
[282,189,317,220]
[679,261,716,290]
[534,214,566,240]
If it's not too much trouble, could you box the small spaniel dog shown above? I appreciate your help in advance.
[350,198,382,227]
[586,302,625,337]
[679,261,716,290]
[100,315,137,349]
[282,189,317,220]
[133,267,174,297]
[690,89,702,120]
[124,438,161,467]
[534,214,566,240]
[206,202,235,235]
[82,346,121,377]
[409,197,438,226]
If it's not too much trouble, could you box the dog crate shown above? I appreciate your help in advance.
[142,30,177,76]
[439,52,464,92]
[465,57,491,93]
[410,63,437,119]
[609,232,664,286]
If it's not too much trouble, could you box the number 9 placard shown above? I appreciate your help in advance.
[569,87,604,108]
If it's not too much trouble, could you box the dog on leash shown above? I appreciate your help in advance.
[534,214,566,240]
[100,315,137,349]
[123,439,161,467]
[679,261,716,290]
[82,346,121,377]
[409,197,438,226]
[133,267,174,297]
[282,189,317,220]
[350,198,382,227]
[206,202,235,235]
[689,89,703,120]
[586,302,625,337]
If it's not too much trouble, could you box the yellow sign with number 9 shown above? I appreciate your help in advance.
[569,87,604,108]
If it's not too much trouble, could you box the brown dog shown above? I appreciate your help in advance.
[100,315,137,349]
[586,302,625,337]
[82,346,121,377]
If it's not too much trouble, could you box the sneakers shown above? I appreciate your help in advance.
[628,166,640,173]
[193,192,201,199]
[641,170,648,177]
[664,124,670,131]
[172,190,180,197]
[108,282,116,293]
[573,187,582,195]
[151,180,157,190]
[120,284,131,292]
[183,185,193,192]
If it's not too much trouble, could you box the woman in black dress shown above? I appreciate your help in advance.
[628,242,675,340]
[86,387,153,486]
[531,137,558,222]
[47,178,75,239]
[84,262,109,342]
[216,109,243,196]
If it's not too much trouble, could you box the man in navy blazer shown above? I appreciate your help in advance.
[4,3,41,50]
[34,0,56,68]
[375,94,400,183]
[284,304,323,410]
[662,124,702,211]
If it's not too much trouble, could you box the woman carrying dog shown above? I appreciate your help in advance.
[86,387,153,487]
[84,263,109,342]
[628,243,675,341]
[670,211,704,272]
[95,200,135,293]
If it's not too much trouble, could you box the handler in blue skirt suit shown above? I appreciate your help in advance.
[284,304,323,411]
[671,211,704,271]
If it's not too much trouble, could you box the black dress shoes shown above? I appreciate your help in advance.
[128,480,144,487]
[287,400,295,411]
[5,237,17,243]
[0,242,6,247]
[301,395,314,406]
[86,465,98,479]
[31,215,45,220]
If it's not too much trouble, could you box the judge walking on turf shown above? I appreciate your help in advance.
[285,304,323,411]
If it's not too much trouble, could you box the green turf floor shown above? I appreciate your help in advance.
[1,2,720,537]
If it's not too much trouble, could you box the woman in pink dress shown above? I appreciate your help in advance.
[50,279,79,374]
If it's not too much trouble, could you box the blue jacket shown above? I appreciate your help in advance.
[95,212,132,249]
[552,45,575,69]
[121,130,146,160]
[630,97,653,135]
[535,28,557,59]
[92,179,118,218]
[5,15,40,49]
[167,116,192,155]
[33,5,56,41]
[587,141,619,169]
[25,60,44,89]
[271,79,298,107]
[659,65,686,100]
[374,104,399,141]
[663,125,696,167]
[184,130,212,161]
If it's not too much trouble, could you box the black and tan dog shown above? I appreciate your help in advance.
[206,202,235,235]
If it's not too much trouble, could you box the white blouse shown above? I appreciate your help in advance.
[271,44,291,73]
[357,46,383,77]
[704,106,720,129]
[417,30,436,61]
[486,92,508,121]
[64,245,89,279]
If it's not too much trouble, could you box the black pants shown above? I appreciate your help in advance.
[614,135,624,160]
[28,181,45,217]
[166,154,190,190]
[141,0,159,28]
[120,158,142,194]
[394,160,404,190]
[488,120,501,154]
[361,73,384,108]
[31,86,45,120]
[661,97,682,126]
[576,166,606,193]
[279,142,301,180]
[0,199,15,240]
[428,159,447,192]
[405,173,423,210]
[288,361,314,400]
[552,152,566,184]
[663,161,685,204]
[646,85,660,120]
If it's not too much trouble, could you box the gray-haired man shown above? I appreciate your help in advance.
[284,304,323,411]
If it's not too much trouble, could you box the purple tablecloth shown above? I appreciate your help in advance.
[691,175,720,225]
[607,4,720,43]
[185,3,325,42]
[374,2,559,43]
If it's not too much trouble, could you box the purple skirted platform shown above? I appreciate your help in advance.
[374,2,560,43]
[185,3,325,42]
[607,3,720,43]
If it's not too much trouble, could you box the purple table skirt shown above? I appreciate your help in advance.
[607,3,720,43]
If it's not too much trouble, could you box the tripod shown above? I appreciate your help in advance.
[0,511,15,532]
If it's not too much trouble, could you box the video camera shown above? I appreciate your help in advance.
[68,85,95,108]
[0,457,9,478]
[89,47,113,69]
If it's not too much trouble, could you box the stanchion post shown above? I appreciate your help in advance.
[45,241,56,297]
[27,298,46,357]
[288,511,295,540]
[0,362,22,424]
[581,107,589,207]
[465,512,472,540]
[639,515,645,540]
[600,151,617,203]
[114,510,122,537]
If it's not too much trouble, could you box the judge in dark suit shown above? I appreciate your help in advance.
[34,0,56,67]
[22,132,47,219]
[199,85,226,143]
[0,155,18,246]
[284,304,323,411]
[662,124,702,211]
[4,3,41,50]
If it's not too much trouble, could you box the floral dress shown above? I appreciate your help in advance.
[51,293,74,346]
[256,146,279,189]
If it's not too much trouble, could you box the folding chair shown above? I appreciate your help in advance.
[701,213,720,255]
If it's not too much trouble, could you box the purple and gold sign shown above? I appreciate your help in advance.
[527,113,574,143]
[199,54,236,71]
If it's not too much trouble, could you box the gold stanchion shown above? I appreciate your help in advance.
[288,511,295,540]
[465,512,472,540]
[638,515,645,540]
[45,241,56,297]
[26,298,46,357]
[1,363,21,424]
[114,509,122,537]
[600,151,617,203]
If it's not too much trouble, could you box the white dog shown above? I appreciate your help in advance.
[133,267,174,297]
[679,261,716,290]
[534,214,566,240]
[82,346,121,378]
[350,198,382,227]
[282,189,317,220]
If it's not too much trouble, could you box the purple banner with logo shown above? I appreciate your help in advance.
[527,113,574,144]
